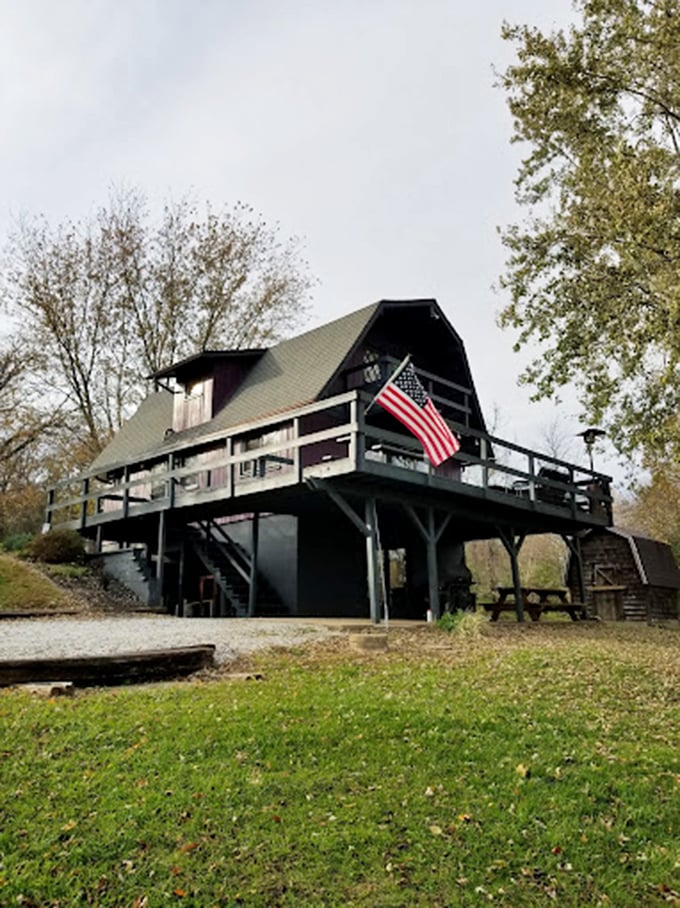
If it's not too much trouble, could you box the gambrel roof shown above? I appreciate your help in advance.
[90,298,487,473]
[585,526,680,590]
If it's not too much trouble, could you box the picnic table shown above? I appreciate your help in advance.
[484,586,587,622]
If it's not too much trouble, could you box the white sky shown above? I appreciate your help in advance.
[0,0,624,482]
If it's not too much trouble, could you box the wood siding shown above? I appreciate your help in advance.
[568,533,679,621]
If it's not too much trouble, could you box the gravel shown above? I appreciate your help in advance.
[0,616,338,665]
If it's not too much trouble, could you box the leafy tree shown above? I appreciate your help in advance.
[498,0,680,462]
[0,342,68,537]
[2,188,313,455]
[618,461,680,559]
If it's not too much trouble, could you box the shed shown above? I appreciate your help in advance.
[567,527,680,622]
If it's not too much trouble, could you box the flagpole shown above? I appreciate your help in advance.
[364,353,412,415]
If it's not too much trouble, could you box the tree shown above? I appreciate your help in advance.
[0,341,69,536]
[498,0,680,463]
[618,461,680,559]
[2,188,313,455]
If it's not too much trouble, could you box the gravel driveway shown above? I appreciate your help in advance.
[0,616,338,666]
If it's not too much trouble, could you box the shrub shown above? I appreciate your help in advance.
[437,609,488,637]
[30,529,86,564]
[0,532,34,554]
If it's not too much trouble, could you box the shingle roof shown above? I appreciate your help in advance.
[88,298,483,472]
[165,301,381,446]
[604,527,680,589]
[89,303,381,471]
[90,391,174,473]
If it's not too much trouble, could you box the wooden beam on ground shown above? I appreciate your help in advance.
[0,645,216,687]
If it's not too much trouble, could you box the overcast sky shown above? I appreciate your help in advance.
[0,0,622,481]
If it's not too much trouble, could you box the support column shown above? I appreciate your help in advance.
[426,508,440,620]
[248,512,260,618]
[305,477,383,624]
[156,509,167,611]
[405,506,452,621]
[562,534,586,605]
[498,528,526,623]
[177,539,185,617]
[365,498,381,624]
[80,478,89,530]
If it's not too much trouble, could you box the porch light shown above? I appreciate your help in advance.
[577,427,606,471]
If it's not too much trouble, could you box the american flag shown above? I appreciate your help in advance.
[375,361,460,466]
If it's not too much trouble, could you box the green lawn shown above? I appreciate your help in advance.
[0,623,678,906]
[0,554,73,611]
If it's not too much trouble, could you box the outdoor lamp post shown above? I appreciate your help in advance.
[577,427,606,472]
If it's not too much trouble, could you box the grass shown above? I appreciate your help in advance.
[0,553,73,611]
[0,623,678,906]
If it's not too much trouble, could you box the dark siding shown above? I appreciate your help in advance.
[296,511,368,617]
[213,361,259,415]
[568,530,680,621]
[222,515,299,613]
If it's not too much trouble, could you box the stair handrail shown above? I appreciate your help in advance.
[198,520,252,585]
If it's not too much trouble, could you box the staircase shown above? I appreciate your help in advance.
[95,547,159,607]
[187,520,286,617]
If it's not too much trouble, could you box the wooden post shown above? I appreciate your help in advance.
[426,507,440,620]
[404,506,449,621]
[509,540,523,623]
[248,512,260,618]
[45,487,55,530]
[527,454,536,501]
[168,454,176,508]
[80,478,89,529]
[480,437,489,490]
[226,436,233,497]
[177,539,185,617]
[95,525,103,553]
[293,417,301,482]
[365,498,381,624]
[156,510,166,611]
[355,397,366,470]
[562,534,586,605]
[122,466,130,520]
[498,528,526,623]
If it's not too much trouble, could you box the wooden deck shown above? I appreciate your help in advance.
[46,390,612,543]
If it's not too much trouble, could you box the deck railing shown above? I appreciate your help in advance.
[45,390,612,531]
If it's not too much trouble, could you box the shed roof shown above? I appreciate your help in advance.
[593,526,680,590]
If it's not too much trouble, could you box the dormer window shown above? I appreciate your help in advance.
[173,376,214,431]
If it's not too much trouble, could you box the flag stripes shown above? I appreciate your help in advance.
[375,362,460,466]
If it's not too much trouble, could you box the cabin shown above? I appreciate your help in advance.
[45,299,614,621]
[567,527,680,622]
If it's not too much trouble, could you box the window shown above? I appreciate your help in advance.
[173,376,214,431]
